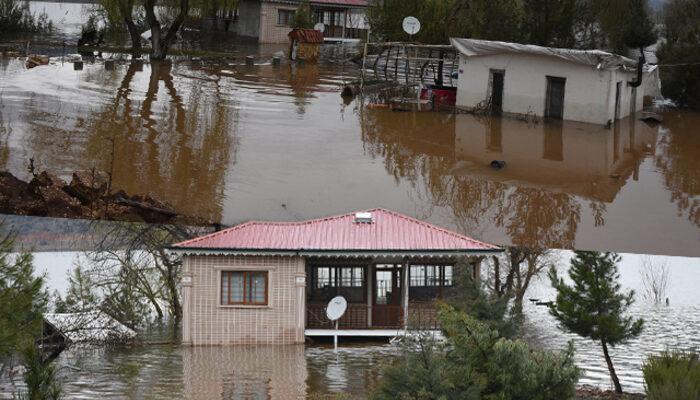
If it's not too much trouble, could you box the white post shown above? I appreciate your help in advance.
[403,259,409,329]
[334,319,339,353]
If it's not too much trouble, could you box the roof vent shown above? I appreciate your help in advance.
[354,212,373,224]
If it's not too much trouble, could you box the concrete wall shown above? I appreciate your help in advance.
[236,0,262,38]
[456,53,644,125]
[182,255,306,345]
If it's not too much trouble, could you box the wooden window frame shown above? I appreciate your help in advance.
[277,8,295,27]
[408,264,454,299]
[307,264,367,304]
[220,271,269,306]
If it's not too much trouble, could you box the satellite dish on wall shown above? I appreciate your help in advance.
[314,22,326,33]
[402,16,421,36]
[326,296,347,321]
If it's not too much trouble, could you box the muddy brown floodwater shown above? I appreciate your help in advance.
[1,49,699,255]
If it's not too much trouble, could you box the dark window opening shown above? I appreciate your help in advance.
[409,264,453,301]
[277,9,295,26]
[308,265,366,303]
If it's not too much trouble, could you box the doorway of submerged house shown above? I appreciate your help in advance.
[372,264,403,328]
[489,69,505,115]
[545,76,566,119]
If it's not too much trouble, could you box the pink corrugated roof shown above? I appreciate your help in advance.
[174,209,499,252]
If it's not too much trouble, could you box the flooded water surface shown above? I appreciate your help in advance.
[2,52,698,255]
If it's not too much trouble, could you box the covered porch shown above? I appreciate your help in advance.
[304,257,482,331]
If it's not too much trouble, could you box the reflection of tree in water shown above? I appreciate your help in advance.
[360,109,582,248]
[654,115,700,227]
[82,61,237,223]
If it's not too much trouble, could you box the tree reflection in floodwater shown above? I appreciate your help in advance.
[15,60,238,223]
[654,112,700,228]
[360,110,658,249]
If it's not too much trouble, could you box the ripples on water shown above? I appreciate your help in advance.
[1,52,698,255]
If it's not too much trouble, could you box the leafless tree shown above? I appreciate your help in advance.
[486,247,557,313]
[639,255,671,305]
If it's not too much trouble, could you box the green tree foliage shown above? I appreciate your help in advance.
[549,251,643,394]
[367,0,524,44]
[291,0,314,29]
[445,261,513,336]
[60,265,98,312]
[20,343,62,400]
[657,0,700,109]
[0,0,52,34]
[372,305,579,400]
[0,226,62,399]
[0,233,47,358]
[643,350,700,400]
[523,0,578,47]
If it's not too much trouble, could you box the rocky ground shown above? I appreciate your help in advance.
[0,169,212,225]
[576,386,646,399]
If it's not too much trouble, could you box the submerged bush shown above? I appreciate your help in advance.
[643,350,700,400]
[0,0,52,34]
[371,305,579,400]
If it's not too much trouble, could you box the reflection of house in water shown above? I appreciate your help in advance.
[183,345,307,399]
[454,115,657,203]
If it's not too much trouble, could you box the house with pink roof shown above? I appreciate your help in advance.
[236,0,369,43]
[171,209,501,345]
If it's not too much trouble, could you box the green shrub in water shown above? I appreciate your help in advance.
[371,305,580,400]
[643,350,700,400]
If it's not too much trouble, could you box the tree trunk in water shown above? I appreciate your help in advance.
[602,340,623,394]
[144,0,188,60]
[124,18,142,58]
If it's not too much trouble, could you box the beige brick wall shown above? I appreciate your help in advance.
[183,254,306,345]
[259,2,296,44]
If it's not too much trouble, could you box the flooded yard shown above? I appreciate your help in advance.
[2,49,699,255]
[0,251,696,398]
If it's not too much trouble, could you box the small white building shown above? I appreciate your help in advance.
[450,38,645,125]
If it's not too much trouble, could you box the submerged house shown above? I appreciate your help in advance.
[450,38,646,125]
[237,0,369,44]
[171,209,501,345]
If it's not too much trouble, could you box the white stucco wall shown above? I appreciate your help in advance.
[456,53,644,125]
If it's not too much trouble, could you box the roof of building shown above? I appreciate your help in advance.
[44,312,137,343]
[268,0,368,7]
[450,38,638,69]
[172,208,500,256]
[289,28,324,43]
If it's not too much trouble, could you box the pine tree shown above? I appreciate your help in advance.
[549,251,644,394]
[0,231,48,358]
[291,0,314,29]
[62,265,98,312]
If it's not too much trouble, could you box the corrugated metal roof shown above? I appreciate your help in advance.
[267,0,368,7]
[289,28,324,43]
[173,208,499,252]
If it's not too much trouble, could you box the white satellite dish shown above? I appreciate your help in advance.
[140,29,152,41]
[314,22,325,33]
[326,296,347,321]
[402,16,421,36]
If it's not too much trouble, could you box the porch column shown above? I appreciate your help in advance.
[342,9,347,39]
[402,258,409,329]
[181,258,193,346]
[367,264,373,327]
[295,259,307,343]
